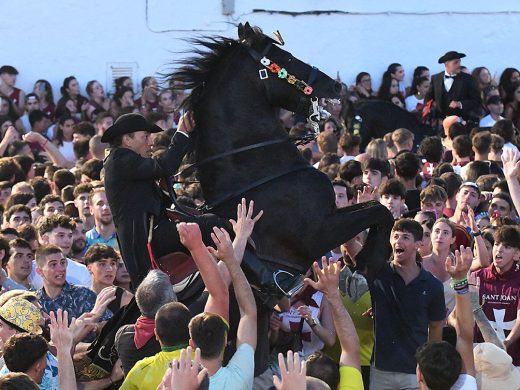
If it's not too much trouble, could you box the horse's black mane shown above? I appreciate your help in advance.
[170,36,240,110]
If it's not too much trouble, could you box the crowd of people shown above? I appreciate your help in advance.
[0,46,518,390]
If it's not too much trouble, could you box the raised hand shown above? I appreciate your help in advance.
[229,198,263,239]
[177,222,204,252]
[273,351,306,390]
[357,185,377,204]
[3,126,19,144]
[445,246,473,280]
[462,208,478,232]
[49,309,75,352]
[22,131,45,144]
[304,256,341,297]
[158,347,207,390]
[208,227,235,263]
[502,148,520,180]
[91,286,117,319]
[71,312,98,344]
[178,112,195,134]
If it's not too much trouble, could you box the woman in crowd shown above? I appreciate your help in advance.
[111,87,135,119]
[114,76,133,93]
[472,66,495,93]
[503,81,520,129]
[52,115,77,163]
[422,218,457,314]
[499,67,520,99]
[377,71,405,108]
[57,76,89,119]
[85,80,110,120]
[0,95,23,132]
[351,72,376,100]
[136,76,159,113]
[387,63,406,97]
[33,80,55,119]
[405,76,430,113]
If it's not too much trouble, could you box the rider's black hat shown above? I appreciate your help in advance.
[101,113,163,143]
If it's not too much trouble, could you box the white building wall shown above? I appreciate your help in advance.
[3,0,520,96]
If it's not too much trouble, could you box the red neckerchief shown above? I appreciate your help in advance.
[134,316,156,349]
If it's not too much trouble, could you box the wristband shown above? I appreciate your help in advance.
[472,230,482,237]
[41,139,48,148]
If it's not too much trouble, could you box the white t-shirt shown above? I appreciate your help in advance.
[451,374,477,390]
[340,155,355,165]
[58,141,76,163]
[405,95,424,112]
[503,142,519,154]
[479,114,504,127]
[209,343,255,390]
[29,258,92,290]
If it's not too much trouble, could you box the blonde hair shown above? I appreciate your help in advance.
[366,138,388,160]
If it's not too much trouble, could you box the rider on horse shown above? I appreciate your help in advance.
[101,112,302,305]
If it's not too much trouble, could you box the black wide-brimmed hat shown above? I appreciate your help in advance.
[438,51,466,64]
[101,113,163,143]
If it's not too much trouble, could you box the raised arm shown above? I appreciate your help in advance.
[216,198,263,286]
[210,227,257,349]
[445,246,475,377]
[177,222,229,322]
[23,131,74,169]
[50,310,78,390]
[462,209,490,271]
[305,257,360,370]
[502,148,520,215]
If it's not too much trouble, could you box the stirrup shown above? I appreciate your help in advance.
[273,270,305,298]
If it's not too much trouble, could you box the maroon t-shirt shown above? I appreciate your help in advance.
[8,88,21,107]
[473,263,520,365]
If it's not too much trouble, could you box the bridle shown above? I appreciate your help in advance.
[244,40,331,137]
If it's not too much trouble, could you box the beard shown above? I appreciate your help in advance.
[72,238,86,254]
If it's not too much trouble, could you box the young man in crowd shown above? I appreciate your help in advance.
[39,194,64,218]
[379,178,407,219]
[480,95,505,127]
[420,184,448,219]
[391,128,415,153]
[2,204,31,229]
[362,218,445,389]
[84,244,133,312]
[85,187,117,250]
[450,182,481,226]
[2,333,48,386]
[3,238,34,291]
[488,192,514,220]
[471,225,520,365]
[394,151,422,211]
[73,183,94,231]
[35,244,112,324]
[333,180,353,209]
[19,93,41,132]
[362,158,390,190]
[416,246,477,389]
[29,214,91,289]
[188,225,257,389]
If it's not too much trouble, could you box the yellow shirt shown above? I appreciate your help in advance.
[323,291,374,366]
[120,344,187,390]
[339,365,364,390]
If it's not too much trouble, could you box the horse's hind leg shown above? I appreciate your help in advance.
[315,200,394,266]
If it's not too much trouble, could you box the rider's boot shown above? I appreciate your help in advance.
[241,249,305,309]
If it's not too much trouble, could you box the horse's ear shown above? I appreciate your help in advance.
[238,21,255,43]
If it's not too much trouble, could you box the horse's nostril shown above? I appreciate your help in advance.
[334,82,342,94]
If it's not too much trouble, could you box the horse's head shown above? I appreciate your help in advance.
[238,22,341,121]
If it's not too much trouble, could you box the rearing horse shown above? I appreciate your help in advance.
[172,23,393,284]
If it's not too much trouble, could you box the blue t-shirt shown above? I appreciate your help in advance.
[0,351,58,390]
[369,262,445,374]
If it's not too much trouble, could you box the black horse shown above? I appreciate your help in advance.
[86,23,395,379]
[172,23,392,283]
[344,99,437,150]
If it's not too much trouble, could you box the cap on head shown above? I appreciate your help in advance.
[0,297,42,334]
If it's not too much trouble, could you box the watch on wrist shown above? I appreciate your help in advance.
[472,230,482,237]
